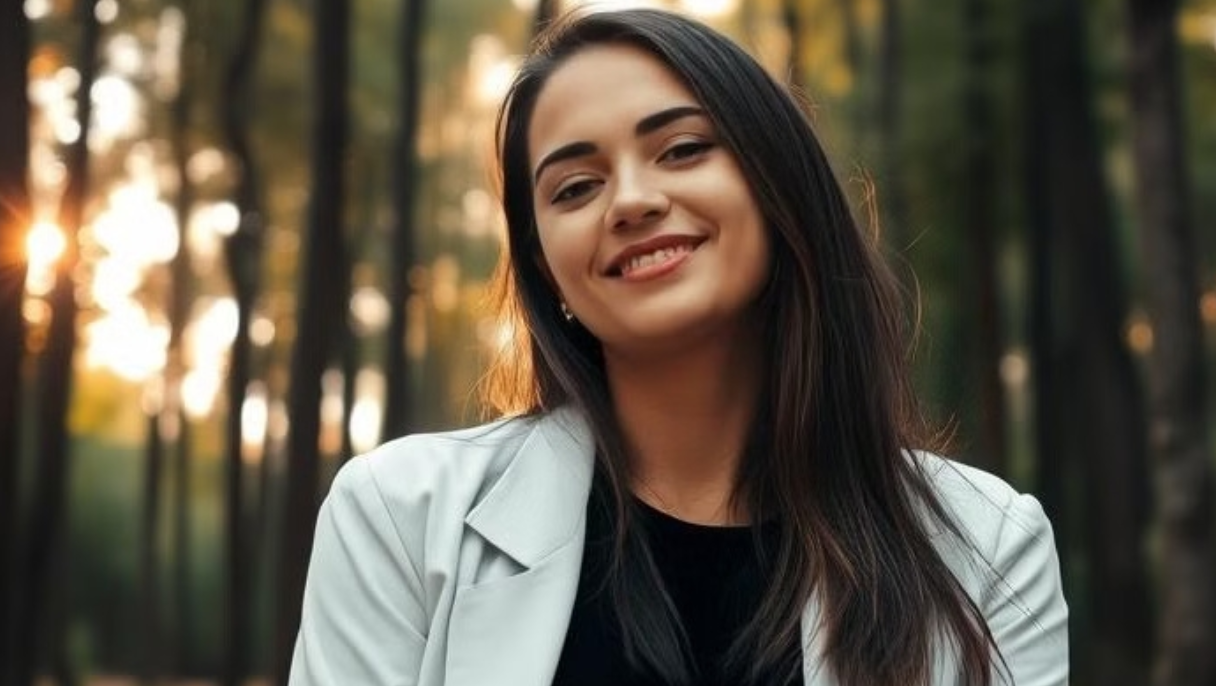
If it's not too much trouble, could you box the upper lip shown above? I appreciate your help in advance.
[604,234,706,276]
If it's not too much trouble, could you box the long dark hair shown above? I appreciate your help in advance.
[484,8,997,685]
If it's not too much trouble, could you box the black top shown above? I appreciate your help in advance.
[552,488,803,686]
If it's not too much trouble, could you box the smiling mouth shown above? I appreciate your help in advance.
[619,244,696,276]
[606,237,705,281]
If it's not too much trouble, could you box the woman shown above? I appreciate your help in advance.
[290,8,1068,686]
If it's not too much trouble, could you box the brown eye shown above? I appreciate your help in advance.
[551,179,598,204]
[659,140,713,163]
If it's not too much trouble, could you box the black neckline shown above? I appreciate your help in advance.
[634,495,752,530]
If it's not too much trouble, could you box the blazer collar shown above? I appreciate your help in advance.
[463,405,596,568]
[454,406,842,686]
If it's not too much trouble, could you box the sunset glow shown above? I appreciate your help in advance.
[350,368,386,454]
[24,221,66,297]
[91,183,180,267]
[91,74,144,148]
[185,297,239,367]
[241,381,270,462]
[83,303,170,382]
[26,220,66,270]
[182,367,222,419]
[24,0,51,21]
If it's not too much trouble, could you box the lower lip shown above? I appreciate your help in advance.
[618,247,697,283]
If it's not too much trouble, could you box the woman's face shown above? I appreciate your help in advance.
[527,43,771,358]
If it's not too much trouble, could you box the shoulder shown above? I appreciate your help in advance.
[351,415,536,489]
[328,414,538,511]
[911,454,1070,684]
[909,451,1062,603]
[321,415,542,552]
[914,454,1068,637]
[912,451,1047,556]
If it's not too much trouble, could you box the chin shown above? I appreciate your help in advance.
[598,312,742,357]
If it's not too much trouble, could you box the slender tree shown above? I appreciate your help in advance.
[827,0,865,159]
[781,0,806,91]
[959,0,1006,475]
[17,1,101,684]
[220,0,270,681]
[341,330,358,461]
[276,0,351,680]
[163,5,197,670]
[338,171,381,462]
[1126,2,1216,684]
[834,0,862,88]
[534,0,559,34]
[382,0,428,442]
[138,410,165,685]
[170,382,194,674]
[876,0,907,258]
[1023,0,1151,683]
[0,3,32,682]
[1022,0,1066,550]
[135,6,198,683]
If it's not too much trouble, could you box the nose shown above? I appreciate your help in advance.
[604,164,670,232]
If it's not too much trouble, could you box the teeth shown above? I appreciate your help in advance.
[623,245,691,274]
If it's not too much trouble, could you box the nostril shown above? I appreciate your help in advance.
[609,201,667,232]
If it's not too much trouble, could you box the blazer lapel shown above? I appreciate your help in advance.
[444,406,596,686]
[443,540,583,685]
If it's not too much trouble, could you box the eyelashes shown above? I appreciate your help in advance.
[547,139,716,206]
[551,178,599,204]
[658,140,714,163]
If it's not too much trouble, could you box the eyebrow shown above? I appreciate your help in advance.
[532,105,707,184]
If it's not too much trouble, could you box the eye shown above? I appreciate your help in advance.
[550,178,599,205]
[659,140,714,163]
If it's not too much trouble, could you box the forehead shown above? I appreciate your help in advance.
[527,43,702,159]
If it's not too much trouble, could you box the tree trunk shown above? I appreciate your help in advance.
[138,412,164,685]
[960,0,1006,475]
[834,0,862,88]
[382,0,427,442]
[1022,29,1065,535]
[0,3,31,682]
[220,0,269,681]
[276,0,351,681]
[1023,1,1152,684]
[781,0,805,91]
[167,412,193,677]
[877,0,908,260]
[1022,0,1065,532]
[534,0,558,35]
[137,4,197,683]
[830,0,864,156]
[16,2,100,684]
[1126,2,1216,685]
[341,324,358,462]
[166,4,196,675]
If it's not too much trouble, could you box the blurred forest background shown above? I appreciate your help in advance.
[1,0,1215,684]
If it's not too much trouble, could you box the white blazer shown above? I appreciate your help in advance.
[289,406,1069,685]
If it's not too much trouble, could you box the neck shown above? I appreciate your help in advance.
[604,334,761,525]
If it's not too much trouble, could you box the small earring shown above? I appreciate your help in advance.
[560,301,575,322]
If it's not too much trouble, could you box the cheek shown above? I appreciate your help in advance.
[738,213,773,288]
[728,191,766,243]
[536,226,584,292]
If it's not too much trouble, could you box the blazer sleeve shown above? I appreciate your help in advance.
[289,456,429,685]
[983,493,1069,686]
